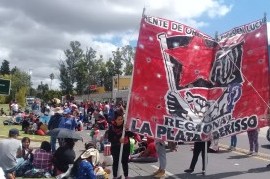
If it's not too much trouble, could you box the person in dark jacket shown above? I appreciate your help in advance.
[48,107,63,152]
[53,138,76,176]
[184,141,211,175]
[108,111,135,179]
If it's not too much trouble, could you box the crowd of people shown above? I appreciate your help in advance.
[0,99,130,178]
[0,99,267,178]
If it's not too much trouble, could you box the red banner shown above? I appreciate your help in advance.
[126,15,270,142]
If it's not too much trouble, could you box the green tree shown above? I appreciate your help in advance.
[0,60,10,75]
[36,82,49,99]
[59,61,73,94]
[10,68,30,106]
[84,47,98,90]
[16,86,27,107]
[104,58,115,91]
[121,45,135,75]
[65,41,84,83]
[75,60,88,95]
[59,41,84,95]
[112,48,123,76]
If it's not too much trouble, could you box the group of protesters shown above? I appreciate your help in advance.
[0,99,129,178]
[0,98,265,179]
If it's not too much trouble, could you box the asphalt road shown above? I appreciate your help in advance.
[126,127,270,179]
[11,126,270,178]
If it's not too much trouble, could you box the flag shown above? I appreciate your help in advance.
[126,15,269,142]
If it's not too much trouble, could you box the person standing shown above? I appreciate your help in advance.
[152,139,166,178]
[0,128,22,179]
[229,134,237,151]
[10,101,19,116]
[108,111,136,179]
[247,128,259,155]
[103,101,110,122]
[58,109,77,130]
[48,107,63,152]
[184,141,211,174]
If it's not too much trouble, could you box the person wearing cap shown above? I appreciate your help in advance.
[71,148,99,179]
[48,107,63,152]
[0,128,22,179]
[58,108,77,130]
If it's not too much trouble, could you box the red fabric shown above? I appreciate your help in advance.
[36,129,45,136]
[127,15,269,142]
[146,142,157,158]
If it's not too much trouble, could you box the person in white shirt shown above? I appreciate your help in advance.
[0,128,22,179]
[10,102,19,116]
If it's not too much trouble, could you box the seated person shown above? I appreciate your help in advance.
[71,148,98,179]
[28,119,39,134]
[21,118,30,133]
[133,139,148,155]
[130,137,158,163]
[96,114,107,130]
[53,138,76,176]
[21,137,33,162]
[76,119,83,131]
[0,108,6,116]
[70,148,110,179]
[33,141,53,173]
[15,137,34,177]
[0,129,22,179]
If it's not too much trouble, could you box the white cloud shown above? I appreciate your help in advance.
[0,0,233,90]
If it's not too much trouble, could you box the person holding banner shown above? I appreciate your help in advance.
[108,111,137,179]
[247,128,259,155]
[184,141,211,174]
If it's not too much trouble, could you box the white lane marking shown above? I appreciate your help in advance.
[151,165,181,179]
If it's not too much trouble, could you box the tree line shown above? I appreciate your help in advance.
[60,41,135,95]
[0,41,135,106]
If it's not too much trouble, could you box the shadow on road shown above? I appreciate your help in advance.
[175,171,246,179]
[227,154,250,159]
[261,144,270,149]
[247,166,270,173]
[130,176,156,179]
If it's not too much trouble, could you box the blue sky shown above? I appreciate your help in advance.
[199,0,270,37]
[0,0,269,89]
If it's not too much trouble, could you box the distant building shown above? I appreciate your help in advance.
[112,75,131,103]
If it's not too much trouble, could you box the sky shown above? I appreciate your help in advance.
[0,0,270,90]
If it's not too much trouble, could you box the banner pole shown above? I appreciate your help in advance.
[116,7,146,178]
[204,141,208,175]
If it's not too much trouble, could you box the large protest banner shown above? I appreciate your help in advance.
[126,15,270,142]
